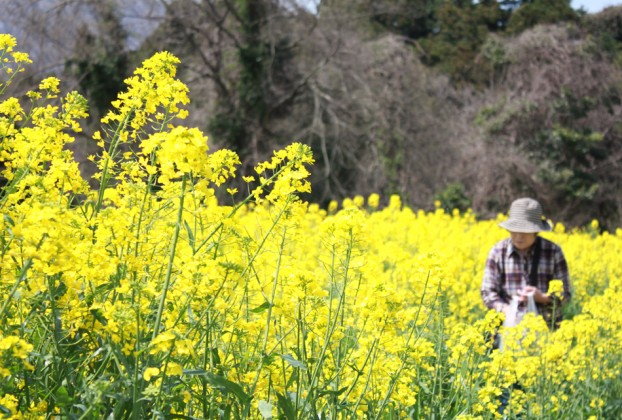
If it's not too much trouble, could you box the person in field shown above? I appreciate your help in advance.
[481,197,571,331]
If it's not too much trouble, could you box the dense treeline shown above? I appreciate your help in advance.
[2,0,622,229]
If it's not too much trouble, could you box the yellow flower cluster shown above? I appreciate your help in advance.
[0,34,31,94]
[548,279,565,300]
[1,35,621,419]
[101,51,189,134]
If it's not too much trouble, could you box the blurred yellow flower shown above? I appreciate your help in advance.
[548,279,564,300]
[143,367,160,381]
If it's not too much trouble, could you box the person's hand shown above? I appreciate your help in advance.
[519,286,551,304]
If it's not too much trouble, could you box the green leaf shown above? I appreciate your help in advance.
[258,400,273,419]
[183,369,208,376]
[262,353,276,366]
[0,404,12,415]
[317,386,348,397]
[250,301,271,313]
[181,369,249,403]
[209,348,221,366]
[184,219,195,249]
[3,214,15,226]
[90,308,108,326]
[183,349,221,374]
[56,385,72,407]
[276,392,295,420]
[203,372,251,404]
[281,354,306,370]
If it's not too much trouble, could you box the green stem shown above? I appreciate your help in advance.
[94,112,132,213]
[152,176,187,340]
[306,231,353,413]
[193,162,294,256]
[243,225,288,418]
[373,271,436,419]
[351,337,381,413]
[0,258,32,323]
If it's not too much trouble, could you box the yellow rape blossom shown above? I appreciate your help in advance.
[143,367,160,381]
[38,76,60,96]
[548,279,564,300]
[0,335,33,360]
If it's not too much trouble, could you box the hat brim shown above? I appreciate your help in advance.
[498,219,551,233]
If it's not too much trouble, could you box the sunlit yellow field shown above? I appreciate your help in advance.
[1,34,621,419]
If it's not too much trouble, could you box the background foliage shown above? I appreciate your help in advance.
[2,0,622,229]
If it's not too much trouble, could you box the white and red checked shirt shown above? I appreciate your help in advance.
[481,236,570,327]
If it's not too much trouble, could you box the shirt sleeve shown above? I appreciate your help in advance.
[481,245,506,312]
[553,246,571,305]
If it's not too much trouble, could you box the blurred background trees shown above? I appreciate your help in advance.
[2,0,622,229]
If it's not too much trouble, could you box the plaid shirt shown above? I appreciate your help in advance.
[481,237,571,328]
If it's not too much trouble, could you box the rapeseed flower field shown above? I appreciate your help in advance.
[1,34,621,419]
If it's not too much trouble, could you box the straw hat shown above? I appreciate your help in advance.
[499,197,551,233]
